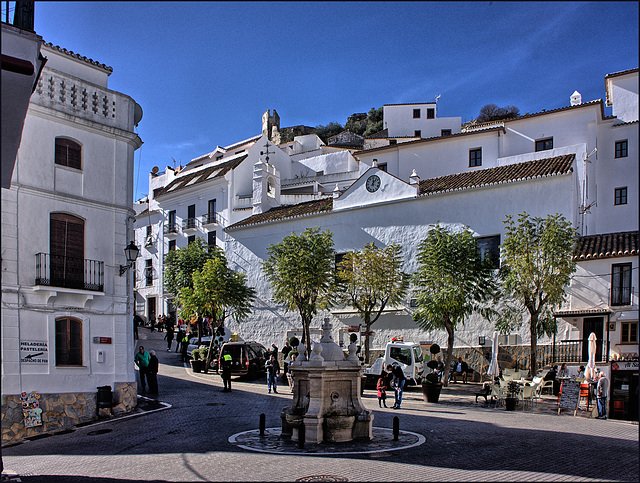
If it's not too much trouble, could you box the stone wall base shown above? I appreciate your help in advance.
[1,382,137,445]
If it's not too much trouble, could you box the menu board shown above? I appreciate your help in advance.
[557,379,581,414]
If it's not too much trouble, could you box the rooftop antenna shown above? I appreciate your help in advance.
[435,94,441,103]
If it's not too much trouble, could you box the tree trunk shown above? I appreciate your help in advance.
[364,316,371,364]
[442,318,455,388]
[529,313,538,377]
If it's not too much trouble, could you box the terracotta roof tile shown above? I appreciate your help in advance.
[418,154,574,196]
[226,198,333,230]
[43,42,113,73]
[154,154,248,198]
[573,231,638,260]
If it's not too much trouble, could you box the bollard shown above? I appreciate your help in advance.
[259,413,265,436]
[297,424,305,449]
[393,416,399,441]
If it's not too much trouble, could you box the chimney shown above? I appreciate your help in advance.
[409,169,420,185]
[570,91,582,106]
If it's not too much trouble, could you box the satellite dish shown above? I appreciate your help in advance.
[151,166,159,174]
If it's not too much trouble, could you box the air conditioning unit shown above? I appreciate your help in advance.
[144,235,153,247]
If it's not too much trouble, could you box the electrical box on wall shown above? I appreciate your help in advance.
[96,350,104,363]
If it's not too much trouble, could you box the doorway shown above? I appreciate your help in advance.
[582,317,604,362]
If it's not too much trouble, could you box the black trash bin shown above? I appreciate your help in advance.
[97,385,113,408]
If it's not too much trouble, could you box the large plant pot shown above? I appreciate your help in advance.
[505,397,518,411]
[422,382,443,403]
[190,360,203,373]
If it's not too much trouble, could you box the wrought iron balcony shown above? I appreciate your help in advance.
[182,217,197,232]
[164,222,178,236]
[200,213,217,226]
[35,253,104,292]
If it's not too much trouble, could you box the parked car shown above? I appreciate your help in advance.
[186,336,212,357]
[218,341,269,379]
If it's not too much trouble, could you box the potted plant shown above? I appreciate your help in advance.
[198,346,210,373]
[422,372,443,403]
[505,380,520,411]
[190,348,203,373]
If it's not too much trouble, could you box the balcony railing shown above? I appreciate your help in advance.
[611,286,632,306]
[35,253,104,292]
[201,213,217,225]
[164,222,178,235]
[182,218,197,230]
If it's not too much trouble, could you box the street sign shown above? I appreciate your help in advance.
[348,325,361,332]
[20,341,48,365]
[93,337,112,344]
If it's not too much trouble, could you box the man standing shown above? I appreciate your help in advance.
[221,353,232,392]
[147,350,159,396]
[164,325,174,352]
[387,363,406,409]
[596,371,610,419]
[134,345,150,392]
[265,354,280,394]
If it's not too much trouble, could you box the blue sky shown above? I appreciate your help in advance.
[21,1,640,200]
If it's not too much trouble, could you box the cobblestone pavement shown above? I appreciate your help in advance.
[2,328,638,482]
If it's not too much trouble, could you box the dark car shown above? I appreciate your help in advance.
[218,341,269,379]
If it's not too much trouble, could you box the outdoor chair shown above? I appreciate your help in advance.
[520,383,536,410]
[538,379,554,395]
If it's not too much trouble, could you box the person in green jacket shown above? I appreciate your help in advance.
[134,345,150,392]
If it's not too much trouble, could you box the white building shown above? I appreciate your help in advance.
[1,41,143,443]
[221,69,638,376]
[133,113,359,322]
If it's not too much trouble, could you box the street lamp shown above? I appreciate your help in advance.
[119,241,140,276]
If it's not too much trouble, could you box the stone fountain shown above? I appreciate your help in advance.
[281,318,373,444]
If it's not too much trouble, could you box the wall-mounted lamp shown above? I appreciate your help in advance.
[119,241,140,276]
[478,336,486,346]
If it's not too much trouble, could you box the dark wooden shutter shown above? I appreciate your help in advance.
[55,318,82,366]
[50,213,84,288]
[55,138,82,170]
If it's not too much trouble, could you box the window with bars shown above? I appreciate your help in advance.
[414,130,421,138]
[145,259,153,286]
[55,317,82,366]
[55,138,82,170]
[413,109,420,119]
[477,235,500,269]
[208,231,216,249]
[611,263,632,306]
[426,108,435,119]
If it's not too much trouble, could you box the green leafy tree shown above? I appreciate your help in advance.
[363,107,384,137]
[262,227,335,358]
[336,242,409,364]
[163,238,220,342]
[498,212,577,376]
[412,224,500,386]
[313,122,344,143]
[179,255,256,369]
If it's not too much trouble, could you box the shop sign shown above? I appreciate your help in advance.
[347,325,360,332]
[20,341,48,364]
[611,360,639,371]
[93,337,112,344]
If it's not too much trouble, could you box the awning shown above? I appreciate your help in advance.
[553,308,612,317]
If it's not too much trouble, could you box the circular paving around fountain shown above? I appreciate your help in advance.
[229,426,425,455]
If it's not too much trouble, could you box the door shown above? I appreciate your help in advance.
[582,317,604,362]
[147,296,156,323]
[50,213,84,289]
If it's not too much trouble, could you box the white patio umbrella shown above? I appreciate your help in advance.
[487,331,500,377]
[585,332,597,381]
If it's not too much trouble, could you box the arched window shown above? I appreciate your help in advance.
[55,317,83,366]
[55,138,82,170]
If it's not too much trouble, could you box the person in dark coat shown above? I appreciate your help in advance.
[164,325,174,351]
[387,363,406,409]
[147,350,159,395]
[265,354,280,393]
[180,334,189,362]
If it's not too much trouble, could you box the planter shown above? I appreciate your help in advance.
[505,397,518,411]
[422,382,443,403]
[190,360,203,373]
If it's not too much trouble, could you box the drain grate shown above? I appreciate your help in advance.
[295,476,348,482]
[87,428,113,436]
